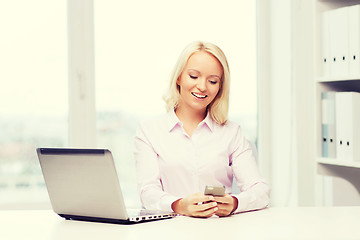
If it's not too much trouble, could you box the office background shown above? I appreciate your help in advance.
[0,0,257,209]
[0,0,359,210]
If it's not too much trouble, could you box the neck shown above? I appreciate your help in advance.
[175,105,207,125]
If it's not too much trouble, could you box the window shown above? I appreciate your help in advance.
[0,1,67,208]
[94,0,257,208]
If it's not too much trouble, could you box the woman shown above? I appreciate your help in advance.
[134,41,270,218]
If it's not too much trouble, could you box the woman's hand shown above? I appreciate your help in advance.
[171,193,218,218]
[213,194,238,217]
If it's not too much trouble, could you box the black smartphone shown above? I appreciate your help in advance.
[204,185,225,196]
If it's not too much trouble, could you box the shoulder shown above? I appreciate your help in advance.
[213,119,241,133]
[135,113,172,150]
[136,112,169,135]
[212,119,246,146]
[224,120,240,129]
[217,120,252,155]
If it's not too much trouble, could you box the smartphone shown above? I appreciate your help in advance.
[204,185,225,196]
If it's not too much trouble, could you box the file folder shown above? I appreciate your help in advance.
[321,92,329,157]
[327,92,336,158]
[321,11,331,78]
[321,92,336,158]
[348,5,360,76]
[335,92,360,162]
[329,7,349,77]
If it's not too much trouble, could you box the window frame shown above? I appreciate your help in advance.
[68,0,97,148]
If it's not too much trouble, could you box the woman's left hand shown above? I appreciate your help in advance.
[213,194,238,217]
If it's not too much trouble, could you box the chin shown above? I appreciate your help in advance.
[190,104,208,112]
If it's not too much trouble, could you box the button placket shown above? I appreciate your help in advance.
[192,132,202,191]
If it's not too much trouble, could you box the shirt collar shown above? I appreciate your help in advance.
[167,109,182,132]
[167,109,214,132]
[200,112,214,132]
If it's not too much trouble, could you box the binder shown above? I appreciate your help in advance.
[321,92,336,158]
[348,5,360,76]
[329,7,349,77]
[327,92,336,158]
[321,11,331,78]
[335,92,360,162]
[321,92,329,157]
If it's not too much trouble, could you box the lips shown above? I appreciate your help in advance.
[192,92,207,99]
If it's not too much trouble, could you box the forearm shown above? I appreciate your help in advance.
[232,182,270,213]
[140,186,180,212]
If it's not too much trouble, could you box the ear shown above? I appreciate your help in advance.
[176,76,181,85]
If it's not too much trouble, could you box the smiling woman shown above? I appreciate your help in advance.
[134,41,270,217]
[94,0,258,208]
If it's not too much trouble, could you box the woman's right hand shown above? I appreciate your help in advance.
[171,192,218,218]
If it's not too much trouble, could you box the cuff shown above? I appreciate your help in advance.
[231,194,241,214]
[159,195,182,212]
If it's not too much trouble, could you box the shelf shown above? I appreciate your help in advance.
[316,76,360,82]
[317,158,360,168]
[318,0,360,4]
[317,158,360,193]
[316,79,360,92]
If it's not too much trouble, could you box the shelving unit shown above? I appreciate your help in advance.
[314,0,360,204]
[316,76,360,82]
[317,158,360,168]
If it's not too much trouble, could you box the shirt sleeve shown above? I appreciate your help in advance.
[229,125,270,214]
[134,122,180,212]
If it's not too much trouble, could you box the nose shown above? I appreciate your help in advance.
[196,78,207,92]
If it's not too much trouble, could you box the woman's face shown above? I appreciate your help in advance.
[177,51,223,114]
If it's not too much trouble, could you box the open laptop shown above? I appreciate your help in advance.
[37,148,177,224]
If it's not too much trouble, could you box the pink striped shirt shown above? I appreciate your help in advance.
[134,109,270,213]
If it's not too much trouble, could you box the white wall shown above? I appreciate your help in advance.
[257,0,302,207]
[68,0,97,148]
[291,0,316,206]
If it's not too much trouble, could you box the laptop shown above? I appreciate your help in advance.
[37,148,177,224]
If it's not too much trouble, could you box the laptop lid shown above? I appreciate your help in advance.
[37,148,130,221]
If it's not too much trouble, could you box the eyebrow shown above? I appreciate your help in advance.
[188,69,221,80]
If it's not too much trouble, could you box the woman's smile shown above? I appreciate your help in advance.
[191,92,207,100]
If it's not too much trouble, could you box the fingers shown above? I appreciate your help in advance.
[214,194,236,217]
[178,193,218,218]
[190,202,218,218]
[214,208,231,217]
[191,193,215,204]
[193,201,217,212]
[214,194,232,204]
[200,206,218,218]
[188,196,218,217]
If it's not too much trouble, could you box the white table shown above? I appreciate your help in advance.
[1,207,359,240]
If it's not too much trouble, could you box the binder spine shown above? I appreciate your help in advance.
[321,92,329,157]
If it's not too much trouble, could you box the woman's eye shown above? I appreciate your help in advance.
[209,80,218,85]
[189,75,198,79]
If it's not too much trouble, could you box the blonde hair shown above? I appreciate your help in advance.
[163,41,230,125]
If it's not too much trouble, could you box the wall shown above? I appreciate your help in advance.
[257,0,300,207]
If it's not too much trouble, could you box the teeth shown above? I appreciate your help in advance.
[192,93,207,98]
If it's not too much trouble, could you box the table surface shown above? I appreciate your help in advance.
[1,207,359,240]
